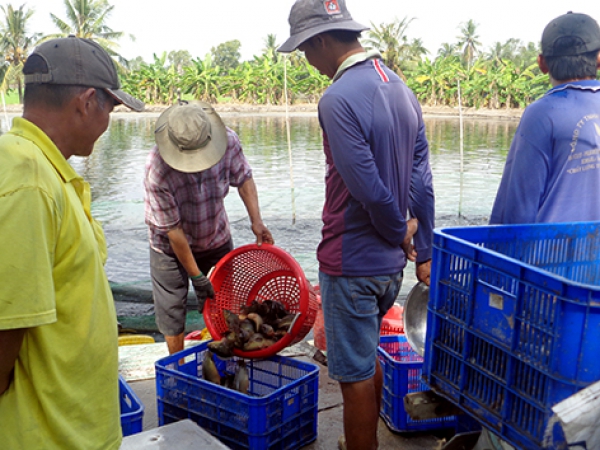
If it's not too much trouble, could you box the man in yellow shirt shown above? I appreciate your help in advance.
[0,37,143,449]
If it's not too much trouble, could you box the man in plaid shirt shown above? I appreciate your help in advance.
[144,102,273,354]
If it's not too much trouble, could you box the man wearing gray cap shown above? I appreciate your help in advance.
[491,12,600,224]
[279,1,435,449]
[486,13,600,449]
[0,36,143,449]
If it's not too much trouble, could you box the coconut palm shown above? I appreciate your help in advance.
[456,19,481,68]
[0,3,41,102]
[408,38,428,60]
[262,34,280,64]
[514,41,540,71]
[363,17,414,79]
[47,0,132,66]
[437,43,457,59]
[487,38,521,67]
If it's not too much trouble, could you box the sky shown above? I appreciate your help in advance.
[20,0,600,62]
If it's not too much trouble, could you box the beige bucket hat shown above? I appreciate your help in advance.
[154,102,228,173]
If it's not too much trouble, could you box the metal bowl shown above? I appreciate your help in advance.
[403,282,430,356]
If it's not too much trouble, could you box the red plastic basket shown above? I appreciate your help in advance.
[381,305,404,335]
[204,244,318,358]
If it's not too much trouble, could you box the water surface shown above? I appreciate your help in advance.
[7,112,518,300]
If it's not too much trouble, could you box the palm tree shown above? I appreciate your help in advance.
[363,17,414,79]
[514,41,540,71]
[437,43,457,59]
[407,38,428,61]
[456,19,481,69]
[0,4,40,102]
[47,0,132,66]
[262,34,280,64]
[487,38,521,66]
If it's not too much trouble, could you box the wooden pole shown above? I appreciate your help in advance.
[457,79,464,218]
[283,56,297,224]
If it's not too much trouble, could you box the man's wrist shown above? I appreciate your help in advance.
[190,272,205,279]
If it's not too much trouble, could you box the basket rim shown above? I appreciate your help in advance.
[209,243,309,285]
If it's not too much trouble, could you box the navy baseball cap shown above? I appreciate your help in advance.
[541,12,600,57]
[278,0,368,53]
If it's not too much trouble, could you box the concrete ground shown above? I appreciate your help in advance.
[127,348,461,450]
[118,291,479,449]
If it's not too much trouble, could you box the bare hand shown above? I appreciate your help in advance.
[252,222,274,246]
[416,259,432,286]
[401,218,418,262]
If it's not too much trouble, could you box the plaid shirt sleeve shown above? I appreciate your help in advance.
[144,146,180,232]
[226,129,253,187]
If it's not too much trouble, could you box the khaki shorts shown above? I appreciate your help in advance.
[150,240,233,336]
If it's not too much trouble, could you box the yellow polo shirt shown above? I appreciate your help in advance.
[0,118,121,449]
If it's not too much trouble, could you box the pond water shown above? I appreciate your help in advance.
[4,112,519,301]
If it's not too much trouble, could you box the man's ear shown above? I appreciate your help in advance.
[313,34,326,49]
[538,54,549,74]
[75,87,96,116]
[596,51,600,69]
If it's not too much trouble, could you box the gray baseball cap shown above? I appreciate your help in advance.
[24,36,144,112]
[278,0,368,53]
[541,12,600,57]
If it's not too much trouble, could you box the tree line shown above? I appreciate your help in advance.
[1,0,552,109]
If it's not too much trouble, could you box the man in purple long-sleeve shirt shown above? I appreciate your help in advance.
[279,1,435,448]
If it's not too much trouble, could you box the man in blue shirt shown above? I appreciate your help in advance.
[279,1,435,449]
[491,12,600,224]
[487,11,600,448]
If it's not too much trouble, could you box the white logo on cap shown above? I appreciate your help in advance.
[324,0,341,15]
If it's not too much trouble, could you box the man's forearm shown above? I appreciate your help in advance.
[237,177,262,225]
[167,227,202,277]
[237,177,274,245]
[0,328,26,395]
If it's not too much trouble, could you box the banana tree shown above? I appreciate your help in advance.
[122,52,172,104]
[409,56,461,106]
[252,55,286,104]
[291,58,329,103]
[182,56,222,102]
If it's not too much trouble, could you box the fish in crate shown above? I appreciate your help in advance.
[207,299,299,358]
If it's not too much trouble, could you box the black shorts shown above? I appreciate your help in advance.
[150,240,233,336]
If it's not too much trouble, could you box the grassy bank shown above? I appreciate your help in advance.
[0,96,523,121]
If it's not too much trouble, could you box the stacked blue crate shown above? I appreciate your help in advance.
[423,221,600,449]
[155,341,319,450]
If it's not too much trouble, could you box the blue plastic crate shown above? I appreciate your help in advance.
[119,375,144,436]
[423,221,600,450]
[155,341,319,450]
[378,334,464,433]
